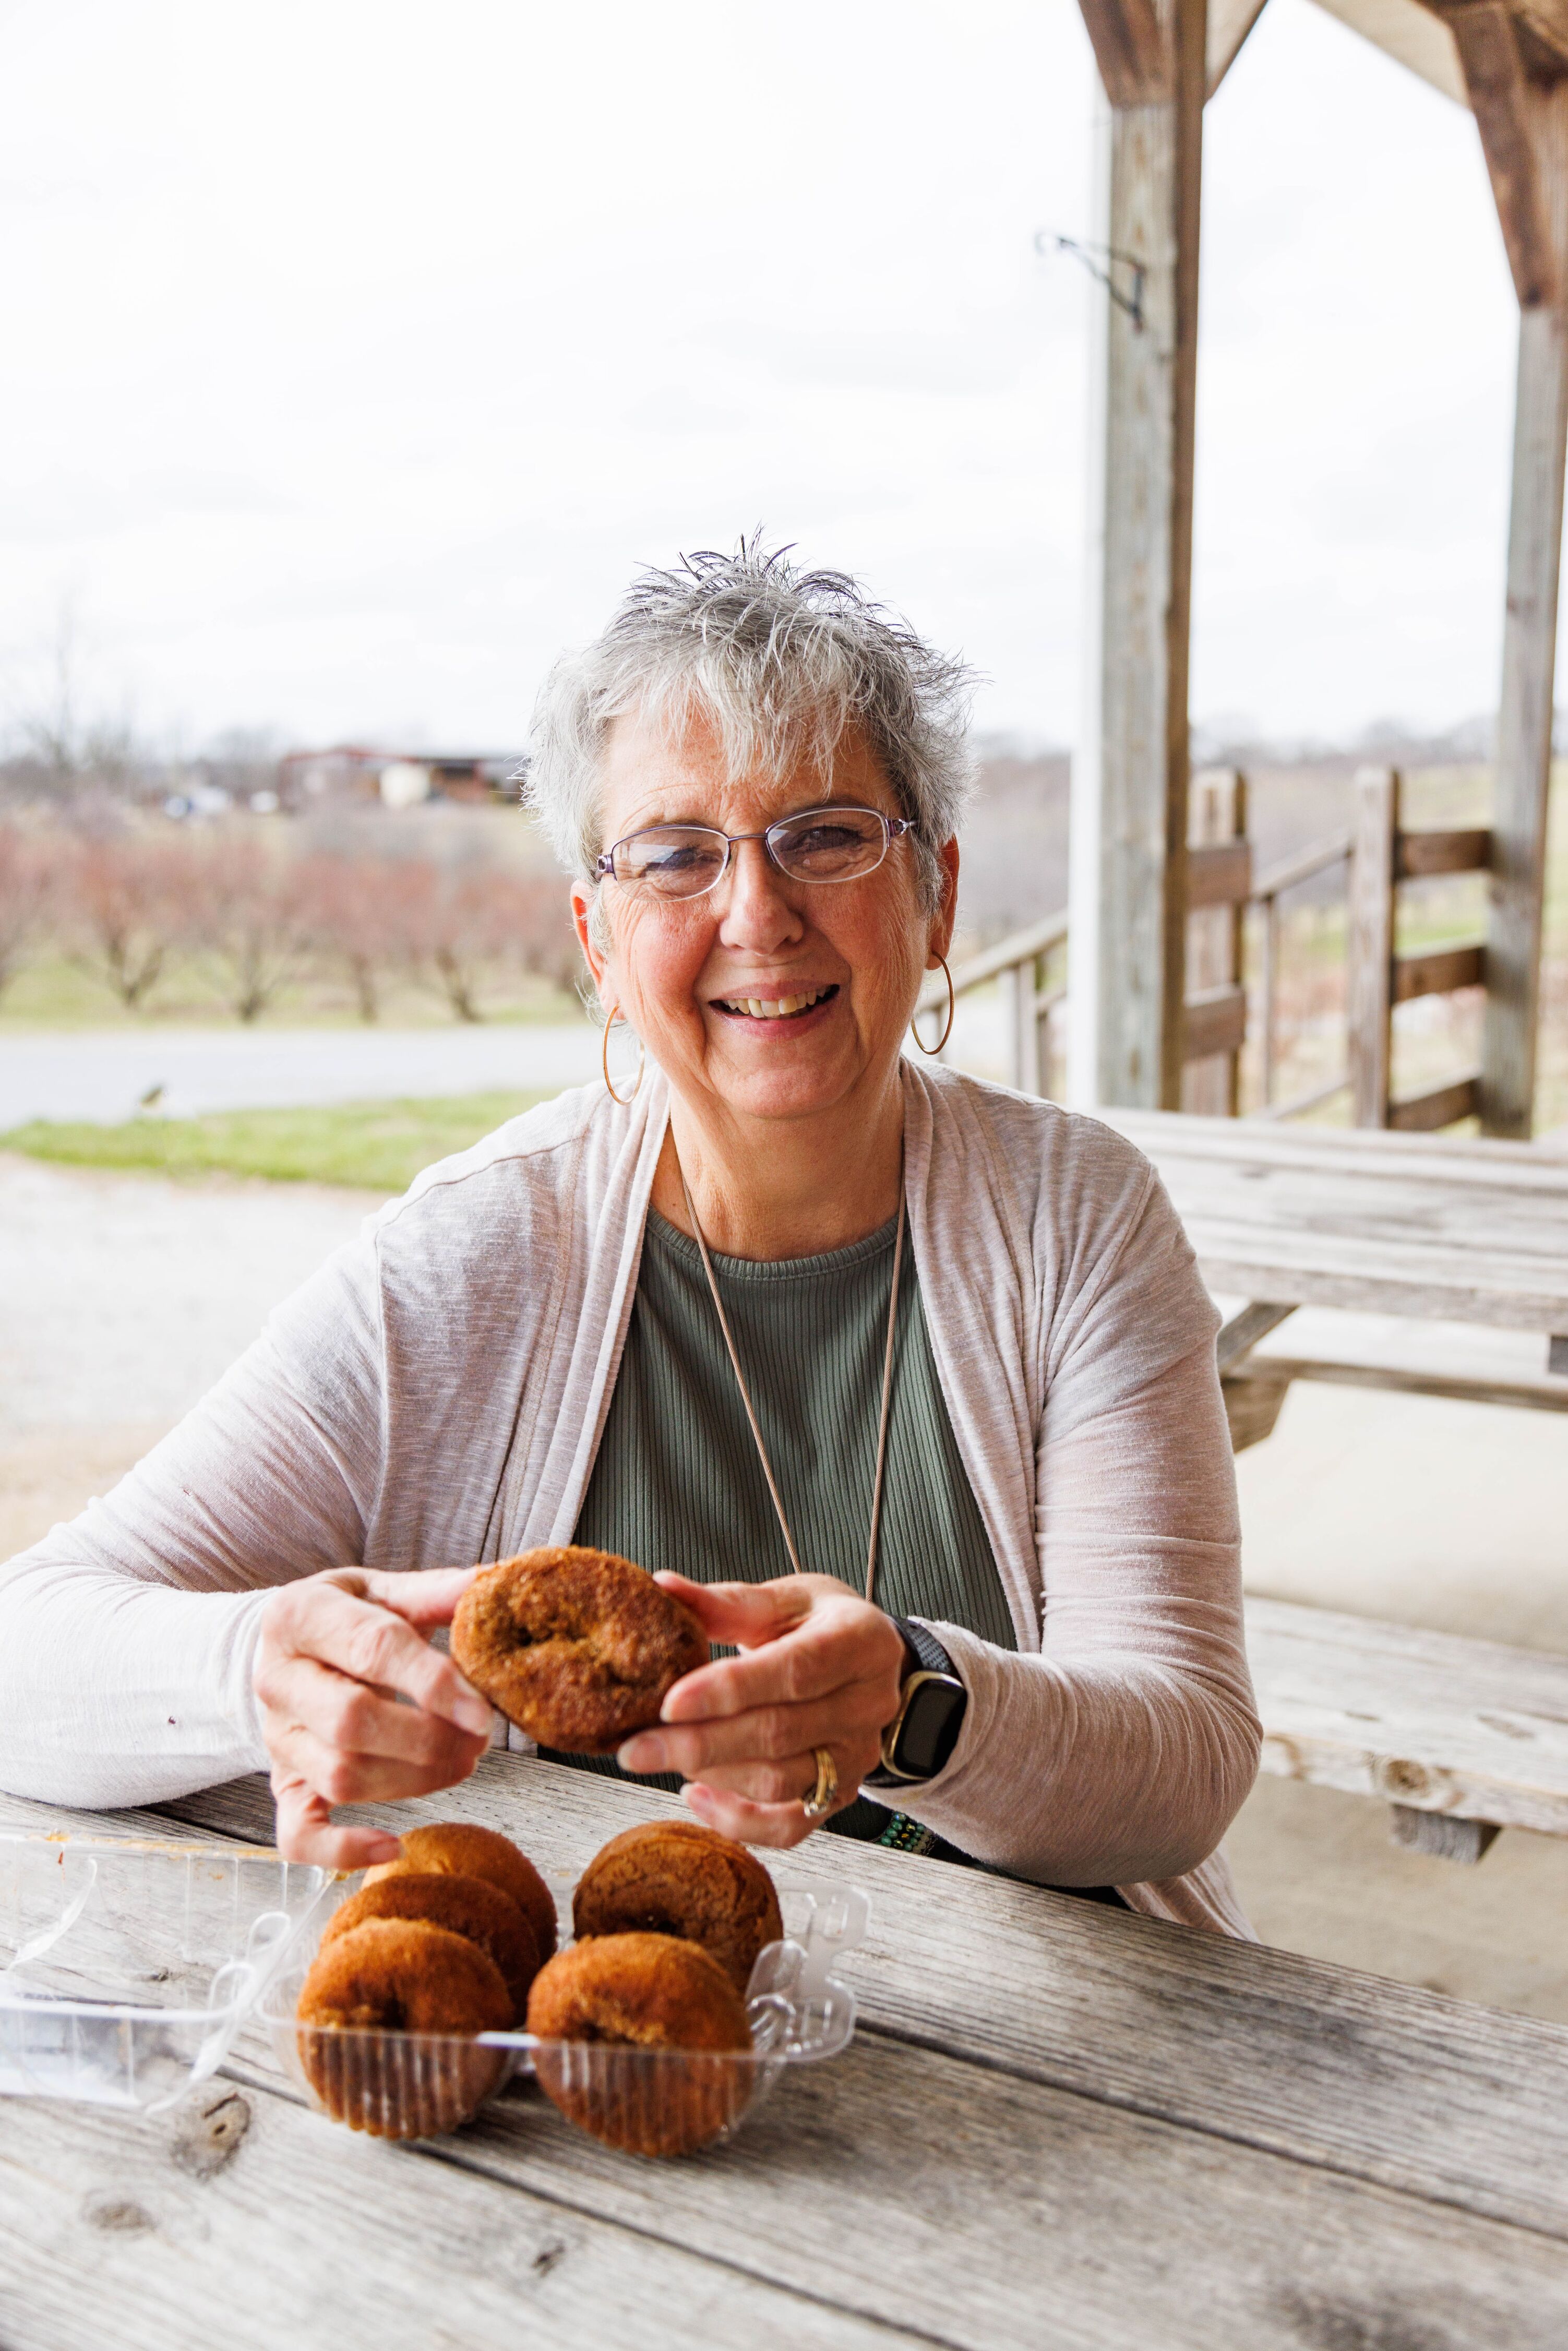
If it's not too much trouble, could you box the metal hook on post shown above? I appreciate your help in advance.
[1035,230,1146,332]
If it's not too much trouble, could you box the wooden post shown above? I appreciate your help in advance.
[1481,84,1568,1136]
[1070,0,1207,1111]
[1260,892,1279,1107]
[1433,15,1568,1135]
[1182,767,1247,1113]
[1348,766,1399,1128]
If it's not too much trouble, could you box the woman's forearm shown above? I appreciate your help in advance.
[887,1617,1260,1885]
[0,1552,272,1806]
[891,1333,1260,1888]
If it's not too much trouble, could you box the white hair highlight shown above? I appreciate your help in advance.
[523,538,978,920]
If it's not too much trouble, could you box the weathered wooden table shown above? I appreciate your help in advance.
[1102,1109,1568,1345]
[4,1753,1568,2349]
[1103,1111,1568,1854]
[1100,1109,1568,1437]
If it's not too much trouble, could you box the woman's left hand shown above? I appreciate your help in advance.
[615,1571,907,1847]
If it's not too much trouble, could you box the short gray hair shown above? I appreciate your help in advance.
[524,539,977,914]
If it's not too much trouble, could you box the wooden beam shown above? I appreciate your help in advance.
[1348,766,1398,1127]
[1078,0,1172,104]
[1261,1351,1568,1411]
[1070,0,1206,1113]
[1305,0,1468,104]
[1187,838,1253,905]
[1393,941,1486,1000]
[1395,826,1493,878]
[1182,981,1247,1059]
[1182,768,1247,1110]
[1389,1805,1502,1861]
[1483,79,1568,1134]
[1514,0,1568,70]
[1214,1298,1297,1370]
[1389,1071,1483,1129]
[1206,0,1270,92]
[1425,1,1560,307]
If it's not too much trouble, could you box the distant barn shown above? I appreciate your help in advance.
[278,746,524,812]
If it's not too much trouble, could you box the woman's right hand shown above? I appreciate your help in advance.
[254,1566,495,1869]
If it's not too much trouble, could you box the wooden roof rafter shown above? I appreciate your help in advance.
[1075,0,1176,106]
[1413,1,1568,308]
[1076,0,1273,103]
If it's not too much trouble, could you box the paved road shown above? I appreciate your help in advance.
[0,1025,604,1127]
[0,1004,1018,1128]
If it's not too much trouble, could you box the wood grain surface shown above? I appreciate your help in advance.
[94,1753,1568,2242]
[1249,1595,1568,1834]
[441,2036,1568,2351]
[7,1761,1568,2344]
[1097,1109,1568,1327]
[0,2072,912,2351]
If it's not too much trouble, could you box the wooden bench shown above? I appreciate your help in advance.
[1246,1596,1568,1862]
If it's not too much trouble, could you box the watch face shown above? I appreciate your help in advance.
[898,1675,965,1780]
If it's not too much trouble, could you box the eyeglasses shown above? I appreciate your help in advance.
[594,804,912,902]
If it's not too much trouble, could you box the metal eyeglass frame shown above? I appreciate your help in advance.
[594,804,914,897]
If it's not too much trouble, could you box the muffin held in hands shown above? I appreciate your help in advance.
[451,1546,708,1754]
[573,1821,783,1995]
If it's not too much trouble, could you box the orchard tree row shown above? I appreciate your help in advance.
[0,820,581,1023]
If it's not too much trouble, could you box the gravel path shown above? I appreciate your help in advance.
[0,1153,374,1436]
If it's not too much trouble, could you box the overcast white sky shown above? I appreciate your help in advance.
[0,0,1521,755]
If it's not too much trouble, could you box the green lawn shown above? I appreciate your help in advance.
[0,1091,547,1192]
[0,949,583,1031]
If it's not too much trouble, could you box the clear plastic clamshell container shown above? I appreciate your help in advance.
[0,1834,330,2113]
[264,1880,869,2155]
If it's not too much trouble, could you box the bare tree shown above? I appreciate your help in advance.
[193,830,312,1022]
[6,595,145,799]
[64,829,191,1010]
[395,862,569,1023]
[0,825,55,999]
[295,850,427,1022]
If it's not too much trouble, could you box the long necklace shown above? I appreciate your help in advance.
[677,1158,906,1612]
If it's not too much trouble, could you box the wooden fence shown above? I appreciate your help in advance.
[918,762,1500,1130]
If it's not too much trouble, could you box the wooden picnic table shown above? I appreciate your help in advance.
[4,1753,1568,2348]
[1099,1110,1568,1346]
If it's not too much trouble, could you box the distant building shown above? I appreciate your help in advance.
[278,745,525,811]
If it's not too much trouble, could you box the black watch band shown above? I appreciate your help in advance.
[897,1616,956,1678]
[864,1618,968,1787]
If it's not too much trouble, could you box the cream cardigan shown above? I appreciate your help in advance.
[0,1063,1260,1935]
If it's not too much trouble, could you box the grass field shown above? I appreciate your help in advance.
[0,1092,546,1192]
[0,950,583,1032]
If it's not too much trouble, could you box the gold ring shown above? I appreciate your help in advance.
[801,1746,838,1820]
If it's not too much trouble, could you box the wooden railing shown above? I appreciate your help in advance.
[1347,766,1492,1131]
[1248,830,1353,1120]
[919,762,1497,1127]
[915,908,1068,1092]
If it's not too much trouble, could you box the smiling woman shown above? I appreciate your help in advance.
[0,541,1259,1933]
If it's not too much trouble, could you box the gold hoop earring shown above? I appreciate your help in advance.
[912,955,955,1056]
[601,1005,645,1106]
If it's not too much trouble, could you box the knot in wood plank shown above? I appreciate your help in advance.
[169,2089,253,2181]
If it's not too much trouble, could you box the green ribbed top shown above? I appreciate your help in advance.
[562,1207,1015,1847]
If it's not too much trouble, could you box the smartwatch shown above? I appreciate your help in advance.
[864,1618,968,1786]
